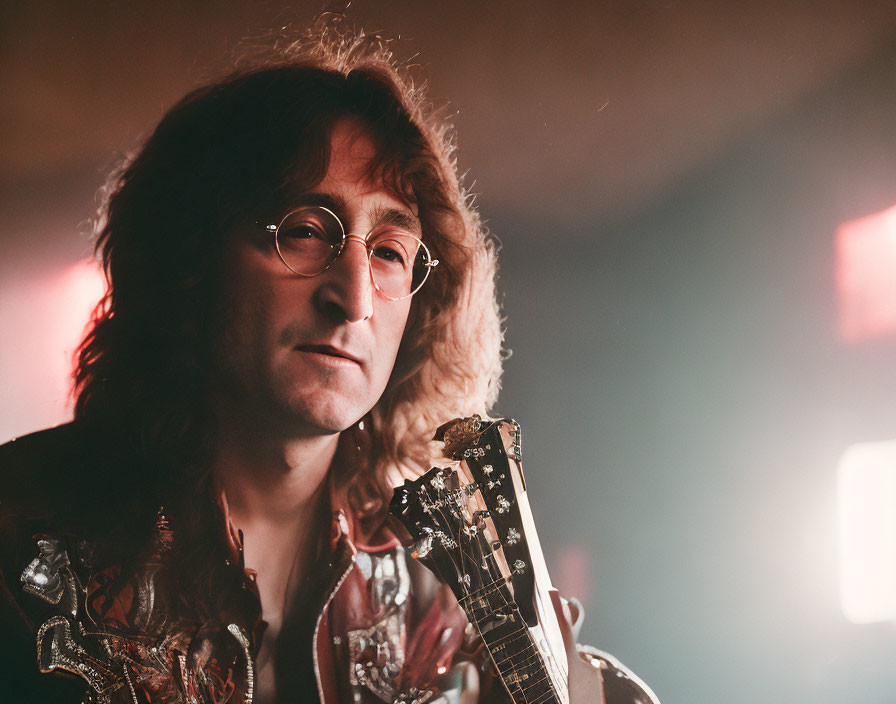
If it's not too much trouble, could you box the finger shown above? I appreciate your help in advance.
[402,586,467,685]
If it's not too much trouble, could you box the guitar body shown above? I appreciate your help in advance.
[390,417,569,704]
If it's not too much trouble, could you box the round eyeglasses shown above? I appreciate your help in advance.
[262,205,439,301]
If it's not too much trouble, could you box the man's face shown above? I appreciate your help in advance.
[214,118,415,435]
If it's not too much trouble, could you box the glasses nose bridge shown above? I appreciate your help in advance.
[332,232,374,283]
[342,232,372,255]
[269,205,434,300]
[338,232,374,271]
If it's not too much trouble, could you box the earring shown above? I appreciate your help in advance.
[355,417,369,453]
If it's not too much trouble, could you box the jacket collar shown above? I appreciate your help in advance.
[214,468,404,567]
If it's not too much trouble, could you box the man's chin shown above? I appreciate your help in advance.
[277,396,369,437]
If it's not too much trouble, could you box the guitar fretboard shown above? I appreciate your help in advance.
[390,417,566,704]
[459,574,561,704]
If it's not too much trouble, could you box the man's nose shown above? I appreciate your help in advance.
[314,236,374,323]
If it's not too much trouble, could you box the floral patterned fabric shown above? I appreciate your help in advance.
[0,423,659,704]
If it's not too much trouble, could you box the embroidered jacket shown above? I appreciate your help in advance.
[0,424,659,704]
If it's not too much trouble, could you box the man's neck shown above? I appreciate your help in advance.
[212,427,339,524]
[210,416,346,694]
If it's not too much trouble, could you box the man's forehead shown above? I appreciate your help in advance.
[272,117,420,222]
[323,118,419,211]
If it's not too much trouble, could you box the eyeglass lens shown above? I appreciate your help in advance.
[274,206,431,299]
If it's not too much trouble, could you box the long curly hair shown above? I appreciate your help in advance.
[73,21,503,527]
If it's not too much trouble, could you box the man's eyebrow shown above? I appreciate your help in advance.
[370,205,422,236]
[289,192,348,214]
[283,193,421,236]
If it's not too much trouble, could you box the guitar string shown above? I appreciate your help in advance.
[529,687,559,704]
[489,594,554,702]
[461,485,555,703]
[496,648,543,683]
[470,443,560,704]
[422,471,519,647]
[420,481,469,608]
[494,641,540,668]
[478,434,561,700]
[519,673,551,696]
[458,576,508,603]
[421,448,559,704]
[482,623,529,648]
[424,467,497,610]
[467,512,557,702]
[458,496,548,704]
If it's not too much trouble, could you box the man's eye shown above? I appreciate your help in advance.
[281,225,316,239]
[279,224,335,243]
[372,241,408,266]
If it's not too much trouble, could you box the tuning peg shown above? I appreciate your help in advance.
[389,483,412,516]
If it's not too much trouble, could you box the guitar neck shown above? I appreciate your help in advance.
[390,417,569,704]
[464,585,562,703]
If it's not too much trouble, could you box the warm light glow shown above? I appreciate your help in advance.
[837,441,896,623]
[555,544,590,602]
[0,257,105,442]
[835,204,896,342]
[47,259,107,382]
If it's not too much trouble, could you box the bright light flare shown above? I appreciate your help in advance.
[837,440,896,624]
[835,204,896,343]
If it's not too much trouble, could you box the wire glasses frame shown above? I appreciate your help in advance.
[262,205,439,301]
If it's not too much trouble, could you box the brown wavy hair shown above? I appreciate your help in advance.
[74,21,503,524]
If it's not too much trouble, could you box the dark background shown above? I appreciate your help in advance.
[4,2,896,701]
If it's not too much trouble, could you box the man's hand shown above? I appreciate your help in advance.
[550,590,607,704]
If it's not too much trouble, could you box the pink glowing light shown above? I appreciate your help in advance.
[555,544,591,603]
[0,258,105,441]
[46,259,107,382]
[835,204,896,343]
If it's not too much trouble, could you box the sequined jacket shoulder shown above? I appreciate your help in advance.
[0,424,659,704]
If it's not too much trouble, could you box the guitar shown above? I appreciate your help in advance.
[390,416,569,704]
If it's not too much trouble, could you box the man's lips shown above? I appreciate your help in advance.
[294,344,363,365]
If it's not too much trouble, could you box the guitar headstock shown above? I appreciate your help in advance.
[389,418,538,629]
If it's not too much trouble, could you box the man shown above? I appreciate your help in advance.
[0,22,658,704]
